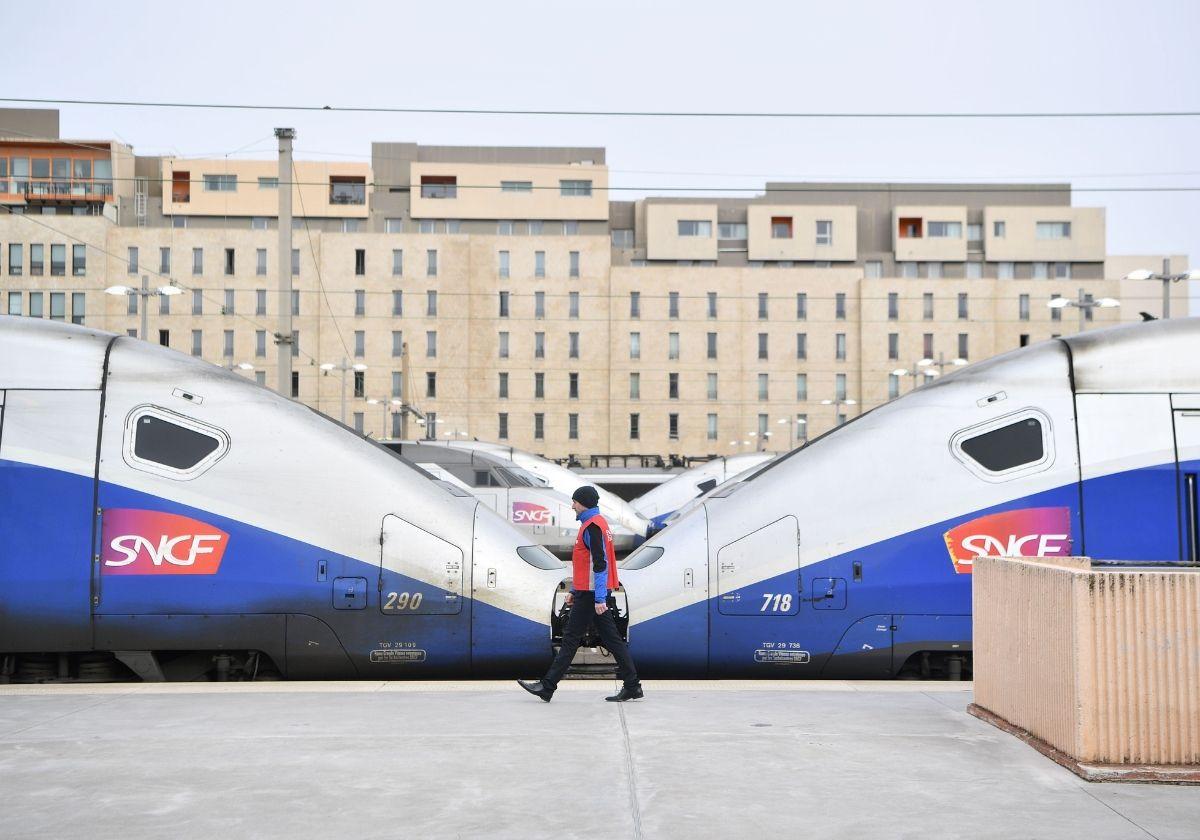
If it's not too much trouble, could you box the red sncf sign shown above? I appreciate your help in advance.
[100,508,229,575]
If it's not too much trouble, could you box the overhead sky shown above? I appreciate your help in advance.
[4,0,1197,308]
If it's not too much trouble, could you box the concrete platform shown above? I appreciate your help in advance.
[2,681,1197,840]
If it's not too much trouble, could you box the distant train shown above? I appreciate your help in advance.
[2,317,1196,682]
[632,452,777,530]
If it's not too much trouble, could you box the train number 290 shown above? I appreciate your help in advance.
[760,593,793,612]
[384,591,424,611]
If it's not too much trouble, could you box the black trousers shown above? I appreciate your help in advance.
[543,590,639,690]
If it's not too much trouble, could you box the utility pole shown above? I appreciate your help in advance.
[274,127,296,398]
[1163,257,1171,319]
[400,341,412,439]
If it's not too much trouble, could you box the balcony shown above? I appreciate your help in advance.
[3,178,114,202]
[329,177,366,206]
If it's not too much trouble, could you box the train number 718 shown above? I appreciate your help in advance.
[760,593,793,612]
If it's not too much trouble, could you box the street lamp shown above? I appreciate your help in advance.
[918,353,968,374]
[820,397,857,426]
[1047,288,1120,332]
[223,362,255,374]
[319,358,368,424]
[777,416,808,450]
[416,416,444,441]
[1122,260,1200,319]
[104,275,182,342]
[366,397,403,439]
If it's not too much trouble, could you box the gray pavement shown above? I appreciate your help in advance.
[1,680,1197,840]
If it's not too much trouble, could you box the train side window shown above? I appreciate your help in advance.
[123,406,229,480]
[951,410,1053,481]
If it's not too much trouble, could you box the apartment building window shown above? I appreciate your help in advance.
[191,329,202,357]
[498,250,510,279]
[497,371,509,399]
[1055,262,1071,279]
[418,220,436,234]
[420,175,457,199]
[1033,262,1049,280]
[423,411,437,439]
[426,330,437,358]
[923,334,934,358]
[498,413,509,440]
[427,249,438,277]
[224,289,235,315]
[427,290,438,317]
[707,332,718,360]
[291,371,300,399]
[816,220,833,245]
[71,292,85,325]
[499,291,510,317]
[534,372,545,399]
[1050,292,1062,322]
[222,329,234,357]
[393,330,405,357]
[1083,292,1095,321]
[630,291,641,318]
[29,292,43,317]
[172,216,187,229]
[677,220,712,237]
[48,292,65,321]
[702,413,717,441]
[127,246,138,274]
[255,248,267,276]
[668,291,680,319]
[7,291,20,315]
[630,332,641,360]
[156,328,168,347]
[534,413,545,440]
[352,330,365,358]
[771,216,793,238]
[668,372,680,400]
[835,373,847,401]
[707,372,719,400]
[611,229,633,248]
[569,332,580,359]
[534,332,545,358]
[291,249,299,276]
[426,372,437,398]
[192,289,203,315]
[127,290,138,316]
[928,221,962,238]
[966,223,983,243]
[251,288,265,316]
[392,290,403,316]
[888,333,899,360]
[1019,334,1030,347]
[569,291,580,319]
[797,414,809,442]
[865,260,882,279]
[256,330,266,357]
[704,292,717,319]
[251,216,269,231]
[958,293,969,319]
[796,333,807,360]
[342,219,361,234]
[884,292,898,320]
[563,220,580,235]
[71,244,86,276]
[223,248,235,276]
[958,333,969,360]
[292,289,300,315]
[203,174,237,192]
[629,372,640,400]
[389,249,403,277]
[500,180,532,193]
[668,332,680,360]
[966,262,983,280]
[533,250,545,278]
[1036,221,1072,239]
[835,292,846,320]
[923,293,934,320]
[757,292,768,320]
[529,290,543,319]
[757,373,769,401]
[567,371,579,400]
[994,220,1007,238]
[29,244,44,276]
[50,244,65,276]
[1019,294,1030,321]
[835,333,847,361]
[998,262,1015,280]
[560,180,592,197]
[756,332,769,360]
[569,251,580,278]
[900,262,917,279]
[668,413,679,440]
[926,262,942,279]
[7,244,22,275]
[889,374,900,399]
[527,221,544,235]
[383,218,404,234]
[629,413,640,440]
[566,412,579,440]
[796,373,808,401]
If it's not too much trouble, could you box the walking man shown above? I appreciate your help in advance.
[518,486,643,703]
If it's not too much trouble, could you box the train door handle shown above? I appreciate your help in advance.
[487,568,497,589]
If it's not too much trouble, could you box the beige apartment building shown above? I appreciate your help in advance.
[0,109,1190,460]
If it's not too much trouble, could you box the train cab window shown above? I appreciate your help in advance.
[623,545,664,570]
[472,470,504,488]
[517,545,564,569]
[952,410,1053,481]
[123,406,229,479]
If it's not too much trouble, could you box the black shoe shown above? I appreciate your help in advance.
[518,679,554,702]
[605,684,644,702]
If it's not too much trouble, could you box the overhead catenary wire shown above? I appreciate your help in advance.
[292,158,353,363]
[4,96,1200,120]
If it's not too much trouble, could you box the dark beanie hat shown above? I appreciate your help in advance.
[572,485,600,508]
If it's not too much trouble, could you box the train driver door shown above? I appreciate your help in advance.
[377,514,469,671]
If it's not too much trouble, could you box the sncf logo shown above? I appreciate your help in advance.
[943,507,1072,575]
[101,509,229,575]
[512,502,552,524]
